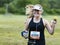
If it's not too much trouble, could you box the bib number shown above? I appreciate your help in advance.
[30,31,40,40]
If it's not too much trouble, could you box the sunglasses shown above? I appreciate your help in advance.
[33,9,39,11]
[33,9,40,14]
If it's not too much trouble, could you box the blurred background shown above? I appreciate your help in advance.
[0,0,60,45]
[0,0,60,15]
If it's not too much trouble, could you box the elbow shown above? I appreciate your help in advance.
[49,29,54,35]
[49,32,54,35]
[50,33,54,35]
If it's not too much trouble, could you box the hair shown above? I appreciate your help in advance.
[25,4,34,18]
[25,4,43,18]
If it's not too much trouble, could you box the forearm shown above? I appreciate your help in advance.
[49,20,57,35]
[50,23,56,35]
[46,19,57,35]
[24,22,29,31]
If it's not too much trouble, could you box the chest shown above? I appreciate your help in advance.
[29,22,43,31]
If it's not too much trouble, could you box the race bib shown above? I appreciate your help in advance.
[30,31,40,40]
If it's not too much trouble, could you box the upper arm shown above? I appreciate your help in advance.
[44,19,53,34]
[24,18,32,30]
[45,20,51,31]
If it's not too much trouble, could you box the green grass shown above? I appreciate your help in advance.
[0,15,60,45]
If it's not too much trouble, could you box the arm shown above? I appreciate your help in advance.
[21,18,32,39]
[24,18,32,31]
[45,19,57,35]
[24,19,29,31]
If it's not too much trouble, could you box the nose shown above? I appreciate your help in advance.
[33,11,39,14]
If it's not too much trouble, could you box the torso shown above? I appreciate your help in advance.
[28,17,45,45]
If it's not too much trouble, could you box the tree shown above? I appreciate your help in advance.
[0,0,14,7]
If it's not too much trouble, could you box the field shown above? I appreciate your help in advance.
[0,14,60,45]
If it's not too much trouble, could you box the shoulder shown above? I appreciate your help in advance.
[42,18,49,26]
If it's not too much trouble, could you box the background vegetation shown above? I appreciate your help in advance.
[0,15,60,45]
[0,0,60,45]
[0,0,60,15]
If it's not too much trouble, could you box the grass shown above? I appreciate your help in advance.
[0,14,60,45]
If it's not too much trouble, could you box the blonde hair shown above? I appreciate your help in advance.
[25,4,34,18]
[25,4,43,18]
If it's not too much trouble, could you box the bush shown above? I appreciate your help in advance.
[17,8,25,14]
[54,9,60,14]
[0,7,6,14]
[8,3,25,15]
[44,8,60,14]
[8,3,18,14]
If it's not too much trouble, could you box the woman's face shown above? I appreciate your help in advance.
[32,9,42,17]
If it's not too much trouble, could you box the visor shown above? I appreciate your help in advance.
[33,5,43,11]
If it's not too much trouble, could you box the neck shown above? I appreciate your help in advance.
[34,16,41,21]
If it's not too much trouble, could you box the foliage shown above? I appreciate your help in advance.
[0,0,14,7]
[0,15,60,45]
[0,0,60,15]
[0,7,6,14]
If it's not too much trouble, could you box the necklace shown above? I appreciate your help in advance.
[36,22,40,31]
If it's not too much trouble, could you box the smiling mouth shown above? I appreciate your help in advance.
[33,14,40,16]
